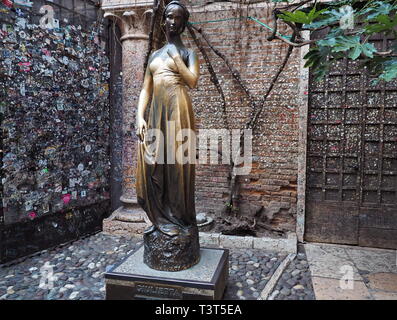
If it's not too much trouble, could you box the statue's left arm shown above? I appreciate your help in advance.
[168,49,199,89]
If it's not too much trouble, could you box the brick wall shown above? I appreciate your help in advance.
[184,3,302,234]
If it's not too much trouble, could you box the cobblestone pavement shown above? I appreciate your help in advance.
[0,233,141,300]
[223,249,286,300]
[0,233,315,300]
[270,246,316,300]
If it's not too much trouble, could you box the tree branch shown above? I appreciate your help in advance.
[248,31,297,130]
[273,33,315,47]
[189,23,257,114]
[187,25,230,129]
[267,8,280,41]
[375,50,397,57]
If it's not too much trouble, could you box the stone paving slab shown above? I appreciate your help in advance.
[345,247,397,274]
[304,243,362,280]
[362,272,397,300]
[371,291,397,300]
[304,242,397,300]
[198,232,297,253]
[365,272,397,292]
[311,277,371,300]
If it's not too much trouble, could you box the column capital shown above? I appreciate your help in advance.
[102,1,154,41]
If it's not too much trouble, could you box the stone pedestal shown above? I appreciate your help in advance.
[102,209,149,236]
[105,246,229,300]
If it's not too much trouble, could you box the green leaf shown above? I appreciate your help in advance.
[313,64,330,81]
[331,35,360,52]
[278,11,309,24]
[318,37,337,47]
[278,8,328,25]
[379,59,397,81]
[308,7,328,21]
[297,0,397,81]
[349,46,362,60]
[377,14,393,25]
[361,43,377,58]
[365,14,397,34]
[303,46,332,77]
[360,1,395,19]
[303,10,341,29]
[364,56,389,75]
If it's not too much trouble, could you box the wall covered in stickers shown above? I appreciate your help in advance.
[0,0,111,263]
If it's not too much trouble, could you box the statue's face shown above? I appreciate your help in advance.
[165,5,186,35]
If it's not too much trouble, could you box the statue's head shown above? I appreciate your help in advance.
[163,1,190,35]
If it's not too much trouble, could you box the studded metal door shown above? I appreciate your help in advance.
[305,33,397,249]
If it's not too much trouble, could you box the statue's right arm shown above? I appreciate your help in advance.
[136,65,153,142]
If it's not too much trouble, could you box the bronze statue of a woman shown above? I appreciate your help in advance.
[135,1,200,271]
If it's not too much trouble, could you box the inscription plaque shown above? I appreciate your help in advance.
[135,283,183,300]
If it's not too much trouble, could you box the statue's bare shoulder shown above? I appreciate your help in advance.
[148,49,161,63]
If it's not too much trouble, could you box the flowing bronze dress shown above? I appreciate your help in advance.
[136,48,197,233]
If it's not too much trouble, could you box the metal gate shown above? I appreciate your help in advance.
[305,33,397,249]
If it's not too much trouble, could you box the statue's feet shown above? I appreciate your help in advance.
[144,225,156,235]
[158,224,180,237]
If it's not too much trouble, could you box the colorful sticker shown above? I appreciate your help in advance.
[44,146,56,155]
[69,178,76,188]
[20,82,26,96]
[28,211,36,219]
[18,61,31,72]
[14,0,33,7]
[16,17,27,29]
[2,0,13,8]
[62,194,71,204]
[43,203,49,213]
[25,201,33,211]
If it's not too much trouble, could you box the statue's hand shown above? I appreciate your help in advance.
[136,117,147,142]
[167,44,180,59]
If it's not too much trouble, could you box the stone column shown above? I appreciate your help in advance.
[102,0,153,223]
